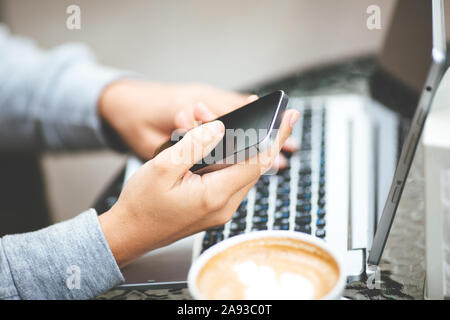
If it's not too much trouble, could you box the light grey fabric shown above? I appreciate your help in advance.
[0,25,123,151]
[0,210,124,300]
[0,25,127,299]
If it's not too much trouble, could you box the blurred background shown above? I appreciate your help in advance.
[0,0,448,226]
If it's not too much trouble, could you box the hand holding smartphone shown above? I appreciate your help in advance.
[153,90,289,174]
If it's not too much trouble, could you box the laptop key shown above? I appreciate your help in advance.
[252,215,268,224]
[316,218,326,228]
[319,177,325,187]
[317,207,326,218]
[254,203,269,212]
[318,197,326,207]
[295,213,311,225]
[273,219,289,231]
[274,211,290,220]
[252,224,268,231]
[276,198,290,208]
[230,221,246,232]
[232,211,245,220]
[295,224,311,234]
[229,230,245,238]
[315,229,326,238]
[318,187,326,198]
[255,197,269,206]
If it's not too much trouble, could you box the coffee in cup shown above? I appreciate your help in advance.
[188,231,345,300]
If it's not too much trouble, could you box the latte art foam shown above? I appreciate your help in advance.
[233,260,316,299]
[196,237,340,300]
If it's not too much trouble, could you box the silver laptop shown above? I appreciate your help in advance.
[118,0,447,289]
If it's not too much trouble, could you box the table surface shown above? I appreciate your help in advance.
[96,57,426,300]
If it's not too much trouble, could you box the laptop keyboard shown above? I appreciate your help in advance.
[200,102,327,254]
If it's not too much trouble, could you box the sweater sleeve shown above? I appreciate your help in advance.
[0,24,132,152]
[0,209,124,300]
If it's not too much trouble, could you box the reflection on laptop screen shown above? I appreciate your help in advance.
[370,0,433,119]
[368,0,434,225]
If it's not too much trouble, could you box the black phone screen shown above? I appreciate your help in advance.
[192,90,288,172]
[152,90,288,173]
[217,90,286,152]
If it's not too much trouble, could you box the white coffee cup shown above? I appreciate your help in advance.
[188,230,346,300]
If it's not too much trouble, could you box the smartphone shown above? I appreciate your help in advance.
[154,90,289,174]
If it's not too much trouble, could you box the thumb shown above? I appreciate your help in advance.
[151,120,225,182]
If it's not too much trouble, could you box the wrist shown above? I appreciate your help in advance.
[98,206,139,268]
[98,80,132,120]
[98,203,161,268]
[97,80,136,152]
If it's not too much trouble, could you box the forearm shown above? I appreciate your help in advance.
[0,209,123,300]
[0,25,130,152]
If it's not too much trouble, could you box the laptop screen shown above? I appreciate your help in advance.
[368,0,447,265]
[370,0,433,119]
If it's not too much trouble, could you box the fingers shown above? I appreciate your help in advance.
[282,136,300,153]
[271,136,300,170]
[151,120,225,183]
[205,92,258,117]
[194,94,259,123]
[174,102,216,131]
[258,109,300,173]
[175,93,259,131]
[194,102,217,122]
[246,94,259,103]
[272,154,289,170]
[174,111,195,130]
